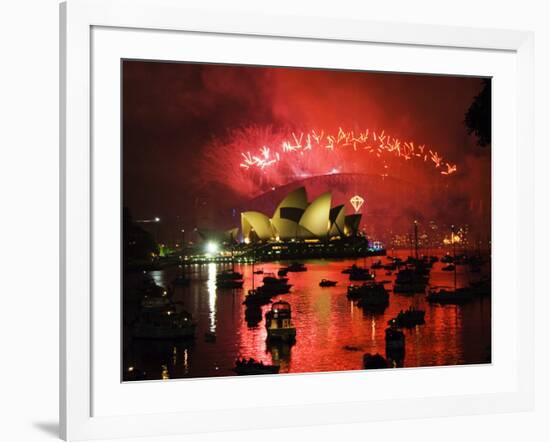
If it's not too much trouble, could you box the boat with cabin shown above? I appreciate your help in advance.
[265,301,296,343]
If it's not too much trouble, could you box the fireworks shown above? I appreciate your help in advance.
[239,127,457,177]
[199,125,459,198]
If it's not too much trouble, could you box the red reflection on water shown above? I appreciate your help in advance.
[126,251,490,380]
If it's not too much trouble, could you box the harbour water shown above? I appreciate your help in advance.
[123,251,491,380]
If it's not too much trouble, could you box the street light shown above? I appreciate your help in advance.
[205,241,219,255]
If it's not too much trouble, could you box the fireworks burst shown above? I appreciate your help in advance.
[200,125,458,197]
[239,127,457,176]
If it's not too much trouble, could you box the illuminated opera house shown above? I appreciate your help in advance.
[241,187,361,243]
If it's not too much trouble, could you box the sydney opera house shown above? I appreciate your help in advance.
[241,187,361,243]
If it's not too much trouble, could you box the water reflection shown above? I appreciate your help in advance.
[123,252,491,380]
[206,263,217,333]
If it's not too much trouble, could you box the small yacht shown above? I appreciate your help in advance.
[319,279,337,287]
[216,278,244,289]
[363,353,389,369]
[287,262,307,272]
[263,273,289,285]
[233,358,280,375]
[133,308,196,340]
[393,267,428,294]
[427,287,474,304]
[370,260,383,269]
[389,307,425,328]
[347,281,387,301]
[277,268,289,277]
[348,266,375,281]
[385,325,405,352]
[265,301,296,343]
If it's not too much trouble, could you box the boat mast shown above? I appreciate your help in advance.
[251,244,255,291]
[230,232,235,273]
[414,220,419,261]
[452,224,457,291]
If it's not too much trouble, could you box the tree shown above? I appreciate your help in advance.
[123,207,158,263]
[464,78,491,147]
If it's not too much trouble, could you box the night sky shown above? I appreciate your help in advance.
[122,60,490,243]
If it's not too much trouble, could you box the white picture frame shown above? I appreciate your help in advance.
[60,0,534,440]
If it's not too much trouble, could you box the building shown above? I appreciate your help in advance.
[241,187,362,242]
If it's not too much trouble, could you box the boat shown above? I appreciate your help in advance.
[265,301,296,342]
[258,281,292,296]
[347,281,387,300]
[427,225,474,304]
[389,307,425,328]
[343,345,362,352]
[277,268,289,277]
[216,269,243,281]
[319,279,337,287]
[441,264,456,272]
[141,295,174,310]
[263,274,289,285]
[133,308,196,340]
[244,303,263,326]
[363,353,389,369]
[427,287,474,304]
[216,240,244,288]
[243,288,272,306]
[356,286,390,309]
[287,262,307,272]
[233,358,280,375]
[253,269,264,275]
[140,286,174,310]
[393,264,429,294]
[383,262,398,271]
[348,266,375,281]
[216,278,244,289]
[441,254,454,263]
[370,260,383,269]
[243,253,274,306]
[385,326,405,352]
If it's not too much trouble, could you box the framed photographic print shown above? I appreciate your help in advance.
[60,0,534,440]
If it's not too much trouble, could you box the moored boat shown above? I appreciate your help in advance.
[427,287,474,304]
[133,308,196,340]
[277,268,289,277]
[287,262,307,272]
[265,301,296,343]
[389,307,425,328]
[348,266,375,281]
[216,278,244,289]
[385,326,405,352]
[233,358,280,375]
[363,353,389,369]
[319,279,337,287]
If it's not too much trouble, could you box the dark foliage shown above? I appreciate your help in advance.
[464,78,491,147]
[123,207,158,263]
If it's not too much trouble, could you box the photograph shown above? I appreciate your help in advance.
[121,60,492,381]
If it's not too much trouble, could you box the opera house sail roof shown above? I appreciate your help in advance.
[241,187,362,242]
